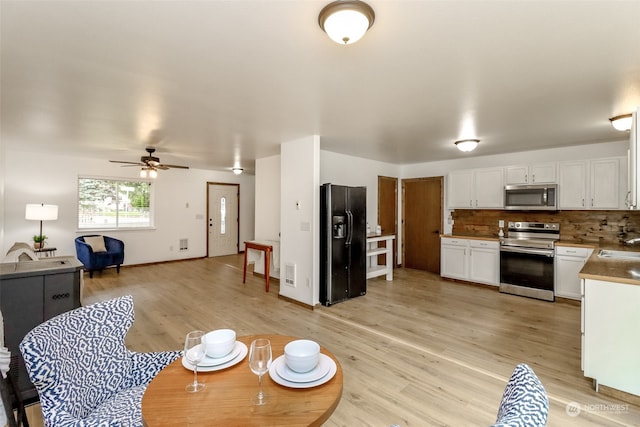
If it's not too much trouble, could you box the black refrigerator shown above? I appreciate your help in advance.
[320,183,367,306]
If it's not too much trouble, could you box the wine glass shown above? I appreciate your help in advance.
[184,330,206,392]
[249,338,272,405]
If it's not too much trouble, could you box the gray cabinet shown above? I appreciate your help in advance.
[0,257,82,404]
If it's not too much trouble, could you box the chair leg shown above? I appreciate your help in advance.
[89,270,93,278]
[116,265,120,274]
[1,372,30,427]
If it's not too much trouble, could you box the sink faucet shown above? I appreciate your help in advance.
[624,236,640,245]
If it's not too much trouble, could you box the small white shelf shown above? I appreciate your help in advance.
[366,234,395,281]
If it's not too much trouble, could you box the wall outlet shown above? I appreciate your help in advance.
[499,220,505,228]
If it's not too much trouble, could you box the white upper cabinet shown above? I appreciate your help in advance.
[505,163,557,184]
[559,158,621,209]
[448,167,504,209]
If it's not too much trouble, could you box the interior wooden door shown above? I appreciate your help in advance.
[402,177,443,273]
[207,183,239,257]
[377,176,398,266]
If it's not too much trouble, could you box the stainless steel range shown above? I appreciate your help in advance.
[499,221,560,301]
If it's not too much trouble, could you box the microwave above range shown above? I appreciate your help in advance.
[504,184,558,211]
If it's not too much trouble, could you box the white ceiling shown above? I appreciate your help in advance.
[2,1,639,174]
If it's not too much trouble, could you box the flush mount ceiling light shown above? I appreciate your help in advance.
[609,113,633,131]
[318,0,375,45]
[455,139,480,152]
[232,167,243,175]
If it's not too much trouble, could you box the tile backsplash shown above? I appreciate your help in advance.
[451,210,640,245]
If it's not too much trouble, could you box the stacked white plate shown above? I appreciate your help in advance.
[268,353,337,388]
[182,341,248,372]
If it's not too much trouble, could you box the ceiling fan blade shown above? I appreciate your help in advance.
[110,160,145,166]
[161,164,190,169]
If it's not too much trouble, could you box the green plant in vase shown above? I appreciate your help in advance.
[33,234,47,249]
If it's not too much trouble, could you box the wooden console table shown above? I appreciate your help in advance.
[243,241,273,292]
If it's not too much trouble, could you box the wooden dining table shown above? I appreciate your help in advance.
[142,334,343,426]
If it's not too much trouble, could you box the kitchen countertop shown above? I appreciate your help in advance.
[440,233,500,242]
[578,247,640,286]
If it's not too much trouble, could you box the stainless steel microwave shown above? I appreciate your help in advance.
[504,184,558,210]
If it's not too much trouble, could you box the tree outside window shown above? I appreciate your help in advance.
[78,177,152,229]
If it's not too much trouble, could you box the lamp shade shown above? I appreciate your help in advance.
[319,1,375,45]
[25,204,58,221]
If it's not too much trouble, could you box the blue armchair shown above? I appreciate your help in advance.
[19,295,181,427]
[75,235,125,278]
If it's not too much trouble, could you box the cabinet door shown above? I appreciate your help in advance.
[559,161,588,209]
[447,170,474,208]
[583,279,640,395]
[474,168,504,208]
[469,247,499,285]
[440,242,468,280]
[505,166,528,184]
[530,163,556,183]
[555,256,586,299]
[44,272,81,320]
[590,158,619,209]
[1,275,44,403]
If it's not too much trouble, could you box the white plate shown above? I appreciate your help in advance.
[200,341,243,366]
[275,354,332,383]
[269,354,337,388]
[182,342,248,372]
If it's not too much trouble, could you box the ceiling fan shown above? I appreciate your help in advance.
[109,147,189,178]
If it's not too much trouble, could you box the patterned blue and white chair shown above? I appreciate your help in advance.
[19,295,181,427]
[491,363,549,427]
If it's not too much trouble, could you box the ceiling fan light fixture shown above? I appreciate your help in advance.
[609,113,633,131]
[319,0,375,45]
[149,168,158,179]
[232,167,243,175]
[139,168,148,178]
[455,139,480,152]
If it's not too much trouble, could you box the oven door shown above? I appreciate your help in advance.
[500,246,555,301]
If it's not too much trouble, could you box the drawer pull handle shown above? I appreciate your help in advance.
[52,293,70,300]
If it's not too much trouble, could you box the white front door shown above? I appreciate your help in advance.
[208,183,239,257]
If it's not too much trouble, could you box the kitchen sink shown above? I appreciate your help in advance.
[597,249,640,260]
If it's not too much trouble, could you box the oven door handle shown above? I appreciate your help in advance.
[500,246,554,257]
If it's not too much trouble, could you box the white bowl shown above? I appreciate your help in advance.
[205,329,236,358]
[284,339,320,373]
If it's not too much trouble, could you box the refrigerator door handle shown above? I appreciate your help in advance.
[345,210,353,245]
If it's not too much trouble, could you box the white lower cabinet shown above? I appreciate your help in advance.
[554,246,593,299]
[582,278,640,396]
[441,237,499,286]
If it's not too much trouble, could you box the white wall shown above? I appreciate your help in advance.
[255,155,281,240]
[2,148,255,265]
[279,136,319,306]
[320,151,400,231]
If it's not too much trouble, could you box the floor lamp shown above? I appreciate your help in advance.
[25,203,58,249]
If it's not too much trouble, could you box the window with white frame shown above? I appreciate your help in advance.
[78,177,153,229]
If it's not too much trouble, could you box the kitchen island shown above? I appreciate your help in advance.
[579,248,640,403]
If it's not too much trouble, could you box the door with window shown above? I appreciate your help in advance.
[208,183,239,257]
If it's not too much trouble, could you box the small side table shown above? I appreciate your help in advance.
[34,247,57,258]
[243,241,273,292]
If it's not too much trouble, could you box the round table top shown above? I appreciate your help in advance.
[142,334,343,426]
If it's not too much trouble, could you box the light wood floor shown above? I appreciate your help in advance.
[25,255,640,426]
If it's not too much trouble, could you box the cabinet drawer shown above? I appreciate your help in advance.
[441,238,467,247]
[469,239,499,250]
[556,246,592,257]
